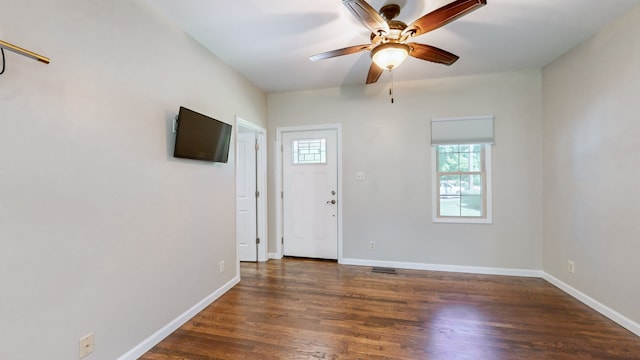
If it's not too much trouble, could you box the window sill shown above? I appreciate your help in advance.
[433,217,493,224]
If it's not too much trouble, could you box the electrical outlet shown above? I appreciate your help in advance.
[356,171,366,181]
[369,241,376,250]
[219,260,225,274]
[568,260,575,274]
[79,333,94,358]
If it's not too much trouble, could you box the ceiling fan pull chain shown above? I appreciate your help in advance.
[390,70,395,104]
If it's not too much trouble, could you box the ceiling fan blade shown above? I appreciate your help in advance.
[343,0,389,35]
[402,0,486,38]
[366,62,384,84]
[408,43,459,65]
[309,44,373,62]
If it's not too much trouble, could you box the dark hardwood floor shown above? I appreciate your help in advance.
[141,258,640,359]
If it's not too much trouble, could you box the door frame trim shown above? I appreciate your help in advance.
[235,117,268,264]
[275,124,343,262]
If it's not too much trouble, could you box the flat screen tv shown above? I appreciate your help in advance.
[173,106,232,163]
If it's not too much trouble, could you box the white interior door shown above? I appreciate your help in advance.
[236,131,257,262]
[282,129,338,259]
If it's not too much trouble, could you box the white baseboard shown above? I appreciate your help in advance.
[117,275,240,360]
[339,257,543,278]
[268,252,282,260]
[542,273,640,337]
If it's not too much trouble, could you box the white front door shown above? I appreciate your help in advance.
[282,129,338,259]
[236,131,257,261]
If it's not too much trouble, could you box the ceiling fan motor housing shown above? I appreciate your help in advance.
[379,4,401,21]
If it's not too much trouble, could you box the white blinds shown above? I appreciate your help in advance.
[431,115,494,145]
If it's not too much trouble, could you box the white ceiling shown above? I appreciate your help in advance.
[146,0,640,93]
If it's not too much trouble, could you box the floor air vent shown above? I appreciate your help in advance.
[372,267,397,274]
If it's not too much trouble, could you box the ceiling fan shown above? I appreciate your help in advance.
[310,0,487,84]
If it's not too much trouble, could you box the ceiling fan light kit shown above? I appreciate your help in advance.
[371,43,410,70]
[310,0,487,84]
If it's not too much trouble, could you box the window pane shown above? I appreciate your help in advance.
[437,144,482,173]
[439,145,459,153]
[461,195,482,216]
[439,175,461,195]
[438,152,459,172]
[459,152,470,172]
[469,144,481,152]
[440,196,461,216]
[470,151,481,172]
[292,139,326,164]
[461,174,482,195]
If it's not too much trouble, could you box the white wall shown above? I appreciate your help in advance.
[268,70,543,270]
[543,6,640,325]
[0,1,266,359]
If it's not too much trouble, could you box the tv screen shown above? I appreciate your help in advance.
[173,106,232,163]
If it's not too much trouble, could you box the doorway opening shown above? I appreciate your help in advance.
[235,117,267,262]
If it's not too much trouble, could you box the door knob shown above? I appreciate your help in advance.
[327,200,336,204]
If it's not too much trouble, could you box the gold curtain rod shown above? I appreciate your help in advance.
[0,39,50,64]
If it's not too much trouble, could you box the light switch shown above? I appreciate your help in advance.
[356,171,366,181]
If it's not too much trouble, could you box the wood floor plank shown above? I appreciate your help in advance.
[140,258,640,359]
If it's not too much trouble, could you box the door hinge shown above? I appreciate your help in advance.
[281,237,284,244]
[256,237,260,245]
[255,190,260,198]
[281,191,283,199]
[255,142,260,151]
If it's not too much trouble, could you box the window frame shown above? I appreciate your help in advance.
[432,144,492,224]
